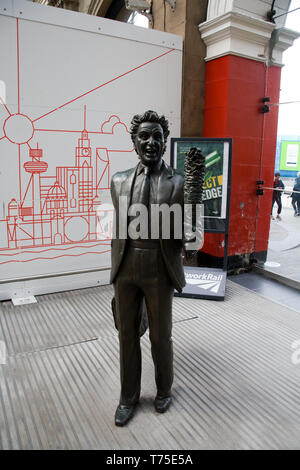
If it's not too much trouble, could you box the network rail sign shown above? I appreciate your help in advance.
[176,267,227,300]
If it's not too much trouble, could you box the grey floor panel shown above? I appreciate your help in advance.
[0,280,300,449]
[0,299,97,356]
[230,272,300,312]
[0,284,197,356]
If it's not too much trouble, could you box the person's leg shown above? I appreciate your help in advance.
[114,250,143,406]
[271,196,276,218]
[276,198,282,220]
[142,249,174,399]
[296,198,300,215]
[277,198,282,215]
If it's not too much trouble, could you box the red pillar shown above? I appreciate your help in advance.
[201,55,281,269]
[198,9,299,270]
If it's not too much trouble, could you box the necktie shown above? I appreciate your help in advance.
[139,166,151,207]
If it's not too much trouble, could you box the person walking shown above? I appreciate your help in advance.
[291,172,300,216]
[271,172,285,220]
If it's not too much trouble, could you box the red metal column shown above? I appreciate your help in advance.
[201,55,281,269]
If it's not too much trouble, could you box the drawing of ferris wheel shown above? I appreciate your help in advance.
[0,15,174,265]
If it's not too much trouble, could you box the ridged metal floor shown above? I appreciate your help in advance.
[0,281,300,449]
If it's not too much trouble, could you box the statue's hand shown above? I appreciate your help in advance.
[184,249,198,261]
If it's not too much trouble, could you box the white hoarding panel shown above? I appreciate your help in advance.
[0,0,182,298]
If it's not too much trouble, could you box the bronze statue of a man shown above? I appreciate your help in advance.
[110,110,186,426]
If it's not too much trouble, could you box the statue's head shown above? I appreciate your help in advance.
[130,110,170,167]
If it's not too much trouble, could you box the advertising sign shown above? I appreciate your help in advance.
[280,141,300,171]
[175,266,227,300]
[171,138,232,301]
[171,138,232,233]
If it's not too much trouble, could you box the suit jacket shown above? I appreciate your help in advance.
[110,160,186,293]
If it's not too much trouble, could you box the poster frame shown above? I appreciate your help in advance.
[279,140,300,171]
[170,137,232,271]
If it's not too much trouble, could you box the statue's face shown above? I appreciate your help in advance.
[134,122,165,167]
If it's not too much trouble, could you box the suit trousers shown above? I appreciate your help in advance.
[114,243,174,406]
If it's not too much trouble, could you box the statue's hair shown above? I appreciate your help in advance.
[130,110,170,149]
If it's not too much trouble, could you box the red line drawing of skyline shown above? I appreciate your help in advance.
[0,249,112,264]
[0,241,111,257]
[0,17,174,265]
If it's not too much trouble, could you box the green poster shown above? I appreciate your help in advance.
[280,141,300,171]
[174,140,227,218]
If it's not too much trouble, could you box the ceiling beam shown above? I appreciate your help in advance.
[88,0,113,16]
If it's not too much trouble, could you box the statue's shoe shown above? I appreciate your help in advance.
[114,404,136,426]
[154,396,172,413]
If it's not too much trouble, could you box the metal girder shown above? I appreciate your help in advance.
[88,0,113,16]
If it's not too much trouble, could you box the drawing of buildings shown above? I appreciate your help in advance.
[6,125,112,249]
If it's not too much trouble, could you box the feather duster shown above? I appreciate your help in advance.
[184,147,206,205]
